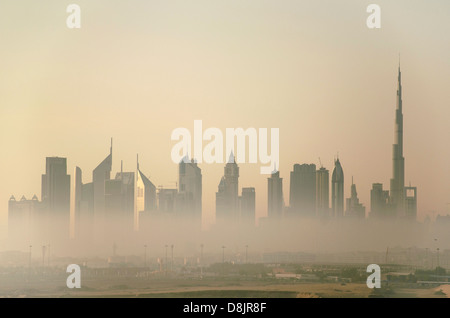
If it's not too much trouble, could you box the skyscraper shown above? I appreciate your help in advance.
[135,155,157,230]
[215,153,239,224]
[93,140,112,228]
[268,170,283,219]
[240,187,255,226]
[177,156,202,223]
[41,157,71,217]
[345,178,365,218]
[331,158,344,217]
[390,63,405,217]
[316,167,329,218]
[8,195,42,243]
[404,186,417,220]
[69,166,94,242]
[70,166,83,239]
[289,164,316,217]
[370,183,390,218]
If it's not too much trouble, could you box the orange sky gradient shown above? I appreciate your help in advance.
[1,1,450,238]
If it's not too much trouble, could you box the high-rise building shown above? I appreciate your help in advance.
[158,188,178,213]
[215,153,239,224]
[370,183,390,218]
[70,166,95,241]
[41,157,71,239]
[177,156,202,222]
[8,195,42,242]
[331,159,344,217]
[70,166,83,239]
[289,164,316,217]
[268,170,283,219]
[41,157,71,218]
[390,63,405,217]
[404,186,417,220]
[316,167,329,218]
[240,187,255,225]
[93,140,112,226]
[345,178,365,218]
[135,155,157,231]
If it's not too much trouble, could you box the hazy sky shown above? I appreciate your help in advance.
[1,1,449,237]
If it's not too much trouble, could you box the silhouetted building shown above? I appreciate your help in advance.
[404,186,417,220]
[316,167,329,218]
[331,159,344,217]
[158,188,178,213]
[135,155,157,230]
[41,157,71,218]
[41,157,71,239]
[289,164,316,217]
[345,178,365,218]
[70,166,82,239]
[93,140,112,229]
[8,195,42,242]
[177,156,202,223]
[370,183,390,218]
[105,160,135,231]
[390,64,405,217]
[240,187,255,225]
[268,170,283,219]
[216,153,239,224]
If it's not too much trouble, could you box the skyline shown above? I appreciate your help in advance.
[1,1,450,238]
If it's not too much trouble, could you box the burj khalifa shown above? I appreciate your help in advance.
[390,62,405,216]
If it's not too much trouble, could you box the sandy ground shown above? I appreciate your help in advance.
[1,275,447,298]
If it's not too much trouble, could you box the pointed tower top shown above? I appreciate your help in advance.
[227,151,235,163]
[271,162,278,174]
[137,154,139,171]
[110,137,113,156]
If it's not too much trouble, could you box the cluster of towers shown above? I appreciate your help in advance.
[8,64,418,245]
[261,63,417,222]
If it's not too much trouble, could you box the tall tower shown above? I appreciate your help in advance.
[268,169,283,219]
[41,157,71,220]
[93,139,112,232]
[331,158,344,217]
[215,152,239,224]
[177,156,202,223]
[390,62,405,216]
[289,164,316,217]
[316,167,329,218]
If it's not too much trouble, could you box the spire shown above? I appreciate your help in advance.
[227,151,235,163]
[137,154,139,171]
[110,138,113,156]
[121,160,123,179]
